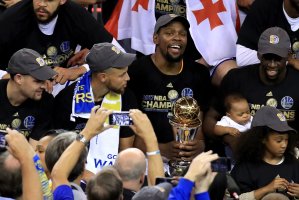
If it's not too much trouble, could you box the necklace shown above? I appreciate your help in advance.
[152,54,184,75]
[178,60,184,74]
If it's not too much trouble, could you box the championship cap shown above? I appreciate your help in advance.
[7,48,57,81]
[251,106,296,134]
[258,27,291,57]
[154,14,190,34]
[85,43,136,72]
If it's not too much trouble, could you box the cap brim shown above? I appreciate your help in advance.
[259,47,288,57]
[155,16,190,34]
[111,53,136,68]
[30,67,57,81]
[268,124,297,134]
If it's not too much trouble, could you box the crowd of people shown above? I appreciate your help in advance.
[1,0,299,200]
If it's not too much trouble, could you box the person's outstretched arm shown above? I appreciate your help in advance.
[129,109,164,186]
[51,107,113,190]
[169,151,218,200]
[5,128,43,200]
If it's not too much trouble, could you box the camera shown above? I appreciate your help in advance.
[109,112,133,126]
[211,157,231,172]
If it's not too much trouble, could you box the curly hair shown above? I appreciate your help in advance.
[235,126,297,163]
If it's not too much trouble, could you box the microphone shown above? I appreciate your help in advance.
[226,173,240,200]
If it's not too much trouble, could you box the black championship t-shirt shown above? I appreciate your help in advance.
[237,0,299,53]
[0,79,54,140]
[0,5,5,15]
[128,55,211,143]
[0,0,112,68]
[53,82,137,138]
[231,159,299,193]
[221,64,299,132]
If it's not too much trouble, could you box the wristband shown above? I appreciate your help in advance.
[0,70,7,79]
[82,64,90,72]
[146,150,160,156]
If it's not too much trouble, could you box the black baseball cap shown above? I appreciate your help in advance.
[7,48,57,81]
[251,106,296,134]
[85,43,136,72]
[154,14,190,34]
[258,27,291,58]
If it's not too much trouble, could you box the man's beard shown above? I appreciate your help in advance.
[107,82,125,95]
[165,53,183,63]
[109,87,125,95]
[35,6,60,24]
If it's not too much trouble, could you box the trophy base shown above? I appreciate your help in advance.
[169,160,191,177]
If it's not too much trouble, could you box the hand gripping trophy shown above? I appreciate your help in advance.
[168,96,201,176]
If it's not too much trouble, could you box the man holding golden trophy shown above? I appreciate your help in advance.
[168,96,202,176]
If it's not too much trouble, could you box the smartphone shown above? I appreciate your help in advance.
[108,112,133,126]
[211,157,231,172]
[155,177,175,185]
[0,130,7,150]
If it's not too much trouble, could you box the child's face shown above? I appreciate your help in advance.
[227,100,251,125]
[264,132,288,159]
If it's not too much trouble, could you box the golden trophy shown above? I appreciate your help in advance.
[168,96,202,176]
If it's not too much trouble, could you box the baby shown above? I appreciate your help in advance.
[215,93,252,136]
[214,93,252,159]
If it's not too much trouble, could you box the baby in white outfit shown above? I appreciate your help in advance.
[214,93,252,160]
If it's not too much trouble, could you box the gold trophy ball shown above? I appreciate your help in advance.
[171,97,201,127]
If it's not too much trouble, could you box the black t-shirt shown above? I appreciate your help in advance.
[221,64,299,132]
[0,6,4,15]
[53,82,137,138]
[0,0,113,68]
[128,55,211,143]
[0,79,54,140]
[231,159,299,193]
[237,0,299,51]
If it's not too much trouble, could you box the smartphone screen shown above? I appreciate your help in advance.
[109,112,133,126]
[0,131,7,151]
[211,157,231,172]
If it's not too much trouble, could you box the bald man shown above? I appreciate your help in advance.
[114,148,147,200]
[113,109,165,200]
